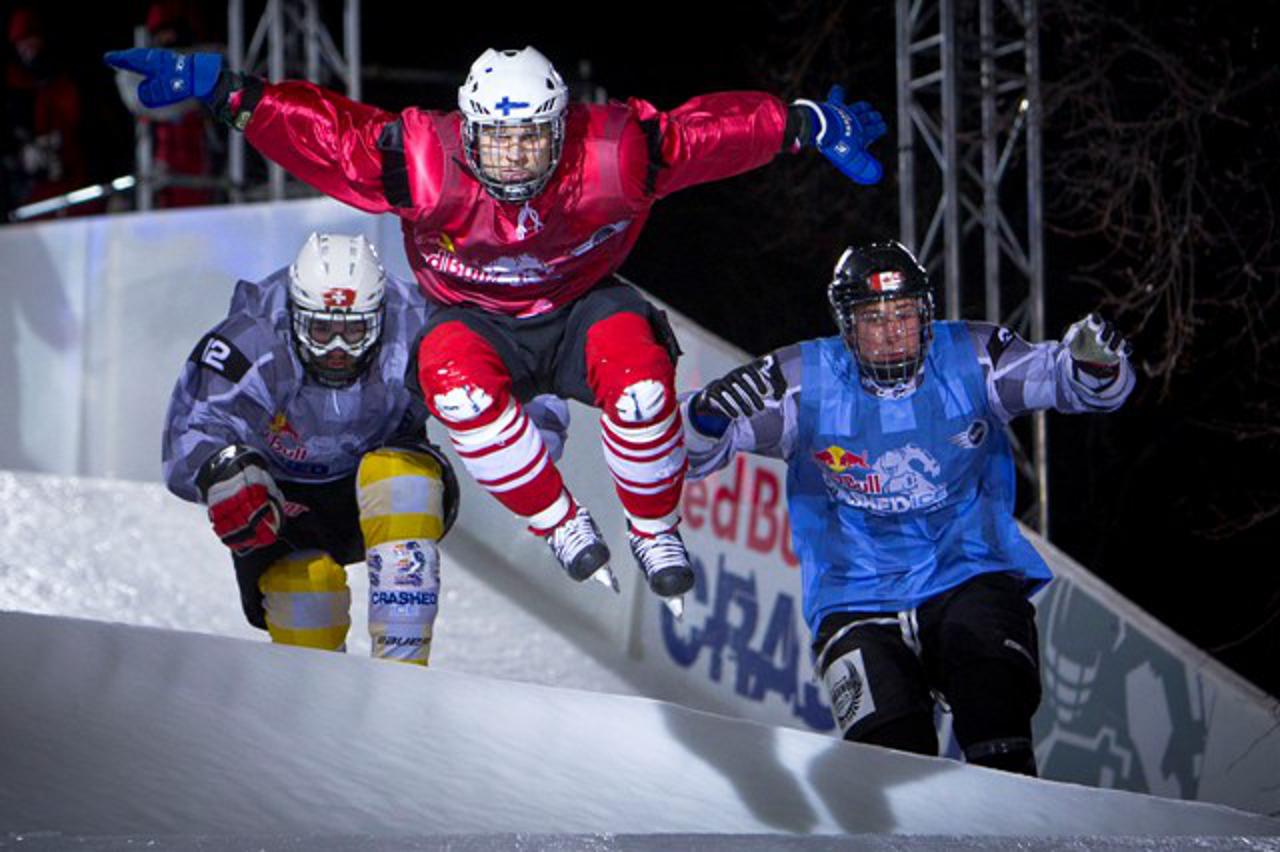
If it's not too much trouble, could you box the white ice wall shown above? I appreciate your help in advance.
[5,609,1277,839]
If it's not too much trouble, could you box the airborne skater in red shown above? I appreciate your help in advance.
[107,44,888,613]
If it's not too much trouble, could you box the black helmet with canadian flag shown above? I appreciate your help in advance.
[827,240,935,393]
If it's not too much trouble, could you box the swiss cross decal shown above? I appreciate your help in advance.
[868,271,904,292]
[323,288,356,308]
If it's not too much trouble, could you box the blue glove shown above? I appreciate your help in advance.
[104,48,223,109]
[794,86,887,185]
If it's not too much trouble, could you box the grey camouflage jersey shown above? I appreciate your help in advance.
[162,267,429,502]
[684,321,1135,476]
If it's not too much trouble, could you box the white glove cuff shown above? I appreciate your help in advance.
[791,99,827,145]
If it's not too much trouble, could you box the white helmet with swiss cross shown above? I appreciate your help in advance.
[287,233,386,387]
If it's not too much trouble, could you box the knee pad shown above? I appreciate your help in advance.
[416,321,511,426]
[819,622,936,746]
[944,659,1040,774]
[357,446,455,545]
[584,312,676,422]
[614,379,669,424]
[258,550,351,652]
[821,644,882,739]
[367,539,440,666]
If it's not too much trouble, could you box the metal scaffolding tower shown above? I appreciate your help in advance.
[896,0,1049,534]
[226,0,362,202]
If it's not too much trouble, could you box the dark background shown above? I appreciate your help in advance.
[5,1,1277,698]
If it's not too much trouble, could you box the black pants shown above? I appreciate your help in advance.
[814,572,1042,774]
[231,475,365,630]
[230,437,457,631]
[410,279,681,406]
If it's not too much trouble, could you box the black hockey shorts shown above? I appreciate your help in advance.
[231,475,364,630]
[411,278,681,407]
[812,572,1043,748]
[230,438,459,631]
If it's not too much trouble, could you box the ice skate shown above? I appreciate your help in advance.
[545,504,612,583]
[627,523,694,617]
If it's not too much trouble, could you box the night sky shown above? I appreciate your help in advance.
[7,1,1278,698]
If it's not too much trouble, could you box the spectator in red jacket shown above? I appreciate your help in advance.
[145,0,214,208]
[3,7,88,217]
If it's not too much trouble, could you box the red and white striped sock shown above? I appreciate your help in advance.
[599,405,687,535]
[445,398,571,533]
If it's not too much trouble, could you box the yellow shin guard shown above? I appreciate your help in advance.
[357,447,448,665]
[259,550,352,651]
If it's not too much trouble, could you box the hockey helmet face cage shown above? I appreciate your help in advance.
[458,46,568,203]
[288,233,387,387]
[827,240,935,392]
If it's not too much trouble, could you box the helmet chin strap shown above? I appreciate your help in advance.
[845,336,924,397]
[301,351,368,388]
[857,364,925,399]
[309,368,358,389]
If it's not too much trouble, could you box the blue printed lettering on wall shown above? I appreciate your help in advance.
[662,551,833,732]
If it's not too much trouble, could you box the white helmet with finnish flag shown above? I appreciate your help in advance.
[827,240,936,391]
[288,233,386,387]
[457,46,569,202]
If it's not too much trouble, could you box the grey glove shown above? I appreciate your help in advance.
[1065,313,1131,386]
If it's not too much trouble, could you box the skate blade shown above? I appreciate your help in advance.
[663,595,684,620]
[590,565,621,594]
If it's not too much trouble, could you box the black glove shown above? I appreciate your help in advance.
[693,355,787,421]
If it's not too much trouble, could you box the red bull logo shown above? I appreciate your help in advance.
[268,412,300,442]
[266,412,307,462]
[813,445,872,473]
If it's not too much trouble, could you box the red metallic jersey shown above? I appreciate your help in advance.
[239,82,789,317]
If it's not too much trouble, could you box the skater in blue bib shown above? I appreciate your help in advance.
[683,240,1134,775]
